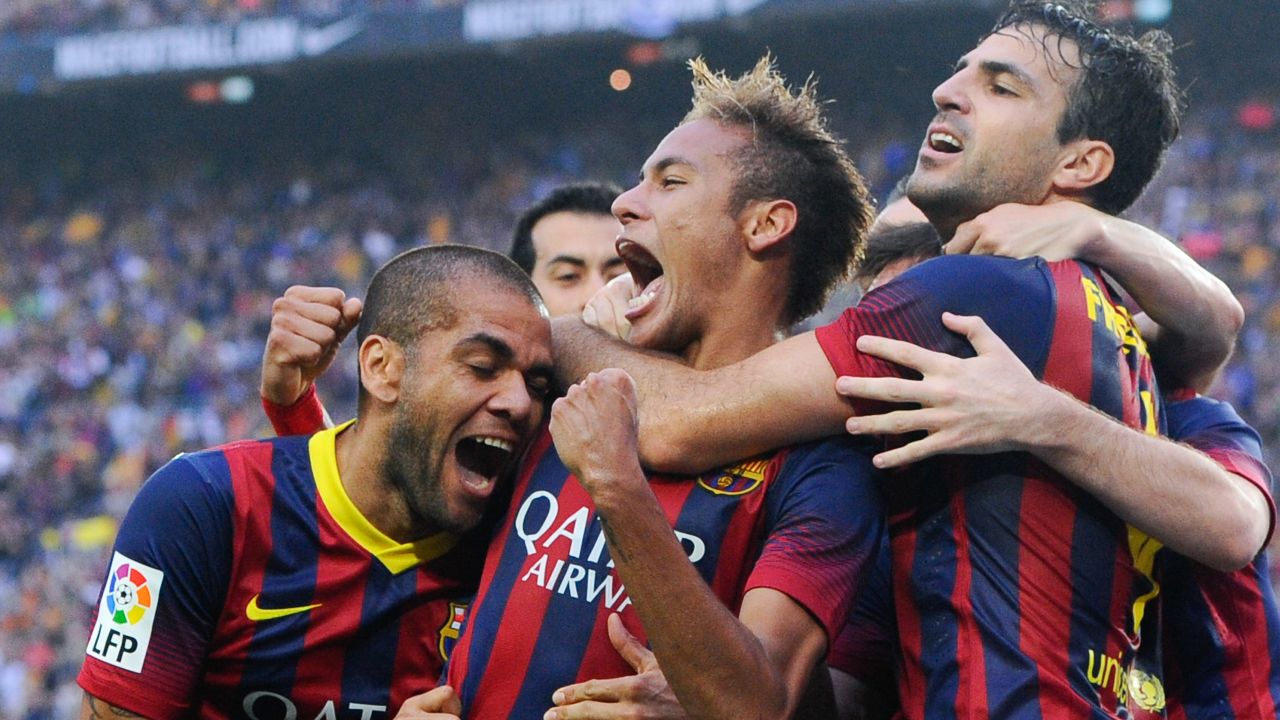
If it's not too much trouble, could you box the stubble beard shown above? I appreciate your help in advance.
[385,407,464,536]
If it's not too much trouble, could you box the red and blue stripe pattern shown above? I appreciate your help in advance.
[815,255,1164,719]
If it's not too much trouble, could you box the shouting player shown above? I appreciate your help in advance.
[78,246,554,719]
[551,2,1244,716]
[263,55,881,719]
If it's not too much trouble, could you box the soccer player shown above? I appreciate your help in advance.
[262,56,882,720]
[509,182,627,317]
[824,209,1270,719]
[836,319,1279,717]
[259,183,623,432]
[550,3,1244,715]
[78,246,555,719]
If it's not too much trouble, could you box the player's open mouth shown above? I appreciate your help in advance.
[454,435,515,495]
[616,239,664,318]
[928,131,963,153]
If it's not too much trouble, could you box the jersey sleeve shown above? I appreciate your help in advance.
[814,255,1057,416]
[745,439,884,643]
[262,383,331,436]
[1166,396,1276,547]
[78,453,235,719]
[828,532,896,691]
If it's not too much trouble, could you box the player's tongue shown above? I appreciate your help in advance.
[617,242,664,318]
[454,436,513,495]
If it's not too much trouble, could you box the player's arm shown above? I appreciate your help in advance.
[80,695,144,720]
[77,456,234,718]
[552,318,850,474]
[839,312,1271,570]
[259,285,360,435]
[549,371,867,719]
[948,202,1242,392]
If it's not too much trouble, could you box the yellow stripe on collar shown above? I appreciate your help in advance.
[309,421,459,574]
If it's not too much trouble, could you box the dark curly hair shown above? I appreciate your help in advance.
[991,1,1182,214]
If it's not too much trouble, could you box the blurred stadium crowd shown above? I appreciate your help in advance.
[1,0,463,35]
[0,10,1278,720]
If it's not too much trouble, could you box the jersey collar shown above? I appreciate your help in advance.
[309,420,459,574]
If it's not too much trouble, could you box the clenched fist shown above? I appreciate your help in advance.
[549,369,645,496]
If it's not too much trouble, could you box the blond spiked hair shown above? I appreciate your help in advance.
[682,55,873,324]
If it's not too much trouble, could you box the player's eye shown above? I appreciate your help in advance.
[527,376,551,402]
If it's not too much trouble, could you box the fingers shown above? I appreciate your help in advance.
[940,312,1014,358]
[337,297,363,342]
[583,273,634,342]
[551,677,628,707]
[269,291,350,354]
[607,613,656,673]
[544,700,625,720]
[845,408,937,438]
[870,432,956,468]
[394,686,461,718]
[854,334,951,374]
[945,220,979,255]
[836,375,933,406]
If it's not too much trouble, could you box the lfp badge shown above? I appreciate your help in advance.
[86,552,165,673]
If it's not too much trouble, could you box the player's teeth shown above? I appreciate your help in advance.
[478,437,513,453]
[628,291,656,309]
[930,132,961,150]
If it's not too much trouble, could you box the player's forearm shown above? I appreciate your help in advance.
[552,320,848,472]
[552,317,701,470]
[1028,390,1268,570]
[1088,216,1242,390]
[590,481,792,720]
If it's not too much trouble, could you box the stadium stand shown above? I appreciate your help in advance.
[0,1,1277,716]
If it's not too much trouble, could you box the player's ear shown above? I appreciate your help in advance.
[359,335,404,405]
[1052,139,1115,194]
[741,198,797,254]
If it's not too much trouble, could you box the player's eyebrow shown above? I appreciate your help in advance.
[458,333,515,362]
[545,255,587,268]
[979,60,1038,91]
[639,155,696,181]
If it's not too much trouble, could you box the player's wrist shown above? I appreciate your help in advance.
[579,460,648,506]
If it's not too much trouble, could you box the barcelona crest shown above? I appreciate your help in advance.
[697,459,768,496]
[437,601,468,661]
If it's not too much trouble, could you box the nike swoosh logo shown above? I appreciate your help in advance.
[300,17,363,56]
[246,594,321,621]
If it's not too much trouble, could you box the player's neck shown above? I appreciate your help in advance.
[333,420,433,542]
[681,314,783,370]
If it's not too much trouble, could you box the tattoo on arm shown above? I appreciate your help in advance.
[599,518,633,564]
[86,695,143,719]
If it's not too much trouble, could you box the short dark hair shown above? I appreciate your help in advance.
[509,182,623,274]
[991,1,1181,214]
[853,222,943,289]
[683,55,874,326]
[357,244,545,410]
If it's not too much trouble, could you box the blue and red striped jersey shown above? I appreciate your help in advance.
[78,422,484,719]
[829,532,898,699]
[815,254,1164,719]
[1158,396,1280,720]
[445,429,882,719]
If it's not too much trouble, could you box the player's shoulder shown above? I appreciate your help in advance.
[863,254,1059,323]
[770,437,880,488]
[894,253,1050,292]
[141,435,307,508]
[1165,394,1253,437]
